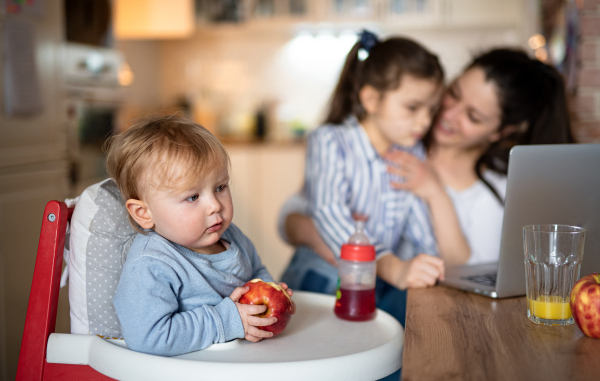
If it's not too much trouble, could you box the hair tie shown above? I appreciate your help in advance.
[358,30,378,61]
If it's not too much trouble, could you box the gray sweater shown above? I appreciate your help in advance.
[113,223,273,356]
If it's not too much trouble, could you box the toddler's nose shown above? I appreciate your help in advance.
[206,195,221,214]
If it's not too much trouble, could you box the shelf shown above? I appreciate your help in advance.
[194,0,523,32]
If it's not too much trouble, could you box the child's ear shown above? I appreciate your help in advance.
[359,85,380,115]
[125,199,154,229]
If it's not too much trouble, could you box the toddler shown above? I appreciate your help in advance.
[107,115,293,356]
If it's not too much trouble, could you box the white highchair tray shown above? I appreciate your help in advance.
[47,291,403,381]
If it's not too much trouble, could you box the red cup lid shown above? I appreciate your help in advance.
[341,244,376,262]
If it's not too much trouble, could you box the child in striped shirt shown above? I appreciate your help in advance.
[280,32,450,323]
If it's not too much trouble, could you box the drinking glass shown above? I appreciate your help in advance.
[523,224,586,326]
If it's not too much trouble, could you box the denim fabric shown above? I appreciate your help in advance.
[375,280,405,380]
[280,246,338,295]
[375,279,407,328]
[378,369,401,381]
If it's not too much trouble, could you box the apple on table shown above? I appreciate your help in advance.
[239,279,295,337]
[570,273,600,339]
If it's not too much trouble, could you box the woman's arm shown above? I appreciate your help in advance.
[285,213,337,266]
[276,192,337,265]
[286,212,445,287]
[385,151,471,265]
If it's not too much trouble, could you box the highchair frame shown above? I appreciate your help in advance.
[16,200,113,380]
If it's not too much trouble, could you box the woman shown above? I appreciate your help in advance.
[279,48,575,298]
[386,48,575,265]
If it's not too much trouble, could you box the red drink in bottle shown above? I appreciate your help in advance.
[334,219,377,322]
[334,285,376,321]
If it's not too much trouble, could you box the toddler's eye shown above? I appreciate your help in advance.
[216,184,228,193]
[186,194,199,202]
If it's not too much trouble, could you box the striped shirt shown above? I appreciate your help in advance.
[304,116,438,260]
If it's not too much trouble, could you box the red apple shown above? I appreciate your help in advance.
[570,273,600,339]
[239,279,293,336]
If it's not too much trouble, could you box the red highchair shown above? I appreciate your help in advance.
[16,200,113,380]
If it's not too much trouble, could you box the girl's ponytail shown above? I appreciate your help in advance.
[324,41,364,125]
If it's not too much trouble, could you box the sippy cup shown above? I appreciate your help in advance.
[334,219,377,321]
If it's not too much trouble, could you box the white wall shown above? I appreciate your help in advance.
[150,24,528,135]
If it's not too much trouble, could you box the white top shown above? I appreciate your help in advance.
[277,170,507,265]
[446,170,507,265]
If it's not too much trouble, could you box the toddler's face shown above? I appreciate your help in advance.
[365,74,442,151]
[143,162,233,254]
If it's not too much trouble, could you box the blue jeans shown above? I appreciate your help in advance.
[280,246,339,295]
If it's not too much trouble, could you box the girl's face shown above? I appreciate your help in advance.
[432,67,503,150]
[361,74,442,153]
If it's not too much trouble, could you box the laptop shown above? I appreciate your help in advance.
[439,144,600,298]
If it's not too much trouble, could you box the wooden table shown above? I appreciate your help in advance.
[402,286,600,381]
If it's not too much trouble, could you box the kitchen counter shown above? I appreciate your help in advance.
[221,136,306,148]
[402,286,600,381]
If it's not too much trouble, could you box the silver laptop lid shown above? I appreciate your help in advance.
[495,144,600,298]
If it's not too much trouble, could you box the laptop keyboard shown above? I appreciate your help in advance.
[461,273,497,287]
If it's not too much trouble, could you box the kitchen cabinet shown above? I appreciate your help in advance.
[0,18,66,169]
[197,0,524,31]
[0,162,70,381]
[196,0,314,24]
[0,2,70,380]
[441,0,522,28]
[114,0,195,39]
[227,143,305,280]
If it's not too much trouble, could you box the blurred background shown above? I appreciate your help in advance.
[0,0,599,379]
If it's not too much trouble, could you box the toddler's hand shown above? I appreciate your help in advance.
[278,282,296,315]
[230,286,278,342]
[398,254,445,289]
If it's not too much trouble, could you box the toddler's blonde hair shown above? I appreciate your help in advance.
[106,114,229,231]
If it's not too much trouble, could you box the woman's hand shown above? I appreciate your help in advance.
[385,151,444,202]
[376,254,444,290]
[397,254,445,289]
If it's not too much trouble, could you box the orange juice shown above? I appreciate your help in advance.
[528,295,572,320]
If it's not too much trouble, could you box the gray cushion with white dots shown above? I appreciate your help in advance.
[68,178,136,338]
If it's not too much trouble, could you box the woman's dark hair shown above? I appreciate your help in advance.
[324,34,444,124]
[425,48,575,204]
